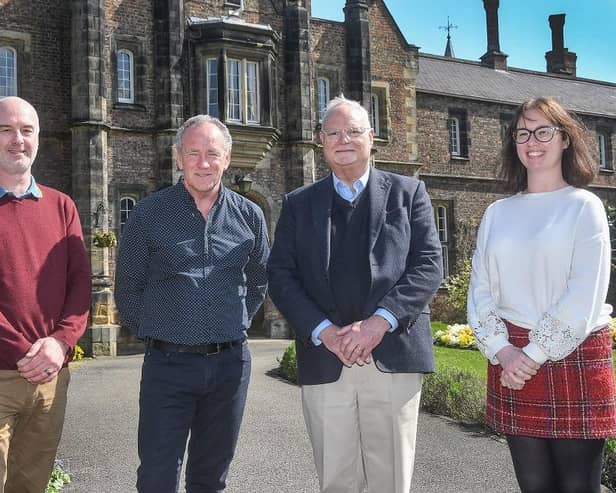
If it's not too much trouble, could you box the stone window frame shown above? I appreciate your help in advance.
[111,35,146,110]
[447,108,469,160]
[114,187,146,237]
[314,65,340,129]
[316,76,330,123]
[370,82,390,141]
[433,201,452,280]
[198,47,274,128]
[597,127,613,172]
[0,46,17,97]
[0,31,32,98]
[116,49,135,104]
[499,112,514,144]
[119,196,136,233]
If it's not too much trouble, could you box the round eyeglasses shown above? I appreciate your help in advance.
[512,126,563,144]
[320,127,371,143]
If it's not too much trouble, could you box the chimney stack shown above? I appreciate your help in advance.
[546,14,577,77]
[480,0,508,70]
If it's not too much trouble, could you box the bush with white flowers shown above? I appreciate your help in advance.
[434,324,477,350]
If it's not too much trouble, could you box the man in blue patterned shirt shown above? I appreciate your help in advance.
[114,115,269,493]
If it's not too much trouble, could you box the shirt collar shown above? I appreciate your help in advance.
[332,167,370,202]
[0,176,43,199]
[177,177,226,207]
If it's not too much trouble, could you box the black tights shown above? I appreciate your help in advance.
[506,435,605,493]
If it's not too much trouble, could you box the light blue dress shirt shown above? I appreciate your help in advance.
[311,169,398,345]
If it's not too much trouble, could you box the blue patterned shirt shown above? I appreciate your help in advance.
[114,180,269,344]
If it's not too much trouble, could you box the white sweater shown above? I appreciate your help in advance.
[467,186,612,365]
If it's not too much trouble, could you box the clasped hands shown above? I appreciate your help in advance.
[16,337,69,384]
[495,345,540,390]
[318,315,390,367]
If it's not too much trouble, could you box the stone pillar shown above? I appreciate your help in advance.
[71,0,120,355]
[283,0,315,191]
[344,0,371,109]
[153,0,185,186]
[263,0,316,337]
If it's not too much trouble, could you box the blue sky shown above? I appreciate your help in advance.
[310,0,616,83]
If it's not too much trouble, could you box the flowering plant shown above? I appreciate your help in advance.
[434,324,477,350]
[610,318,616,348]
[93,230,117,248]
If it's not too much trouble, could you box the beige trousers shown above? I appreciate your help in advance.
[301,362,423,493]
[0,368,70,493]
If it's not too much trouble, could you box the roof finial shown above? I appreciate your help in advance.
[439,16,458,58]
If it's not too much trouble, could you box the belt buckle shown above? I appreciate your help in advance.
[207,342,222,356]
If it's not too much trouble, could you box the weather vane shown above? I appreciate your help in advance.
[439,16,458,40]
[439,16,458,58]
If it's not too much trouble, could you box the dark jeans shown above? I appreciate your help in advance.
[136,342,251,493]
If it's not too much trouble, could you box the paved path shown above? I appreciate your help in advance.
[57,340,520,492]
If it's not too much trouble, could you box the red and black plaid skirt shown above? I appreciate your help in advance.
[487,321,616,439]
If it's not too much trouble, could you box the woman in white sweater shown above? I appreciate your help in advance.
[468,97,616,493]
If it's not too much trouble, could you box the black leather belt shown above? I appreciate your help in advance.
[147,338,245,355]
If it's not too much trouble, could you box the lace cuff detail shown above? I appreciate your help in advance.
[529,313,583,361]
[472,311,508,359]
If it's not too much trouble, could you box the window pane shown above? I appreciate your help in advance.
[207,58,219,118]
[246,62,258,123]
[0,48,17,97]
[227,59,241,121]
[598,134,607,169]
[120,197,136,233]
[442,246,449,279]
[317,78,329,122]
[448,117,460,155]
[436,206,447,242]
[371,93,380,136]
[117,51,133,102]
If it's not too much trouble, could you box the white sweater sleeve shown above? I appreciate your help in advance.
[523,197,611,364]
[467,208,511,364]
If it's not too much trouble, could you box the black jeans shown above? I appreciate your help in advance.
[137,342,251,493]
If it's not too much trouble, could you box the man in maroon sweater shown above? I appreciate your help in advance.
[0,96,91,493]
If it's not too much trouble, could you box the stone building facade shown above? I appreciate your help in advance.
[1,0,615,353]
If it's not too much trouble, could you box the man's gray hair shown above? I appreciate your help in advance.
[322,95,371,128]
[175,114,233,153]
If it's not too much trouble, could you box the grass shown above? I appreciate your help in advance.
[433,345,486,379]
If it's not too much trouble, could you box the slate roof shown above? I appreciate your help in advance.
[416,54,616,119]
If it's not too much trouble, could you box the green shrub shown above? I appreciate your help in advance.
[603,440,616,491]
[46,462,71,493]
[278,342,297,384]
[421,367,486,425]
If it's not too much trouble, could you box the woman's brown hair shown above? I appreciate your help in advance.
[500,97,595,193]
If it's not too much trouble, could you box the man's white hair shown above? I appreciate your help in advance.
[321,95,371,128]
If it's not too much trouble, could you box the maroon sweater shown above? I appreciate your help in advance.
[0,185,91,369]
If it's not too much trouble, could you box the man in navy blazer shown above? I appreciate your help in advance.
[267,96,442,493]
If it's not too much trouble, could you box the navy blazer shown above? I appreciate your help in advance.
[267,168,443,385]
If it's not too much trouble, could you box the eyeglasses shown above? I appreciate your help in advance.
[320,127,371,143]
[512,126,563,144]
